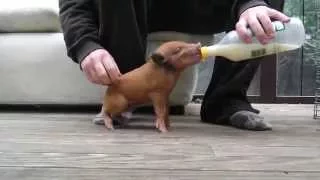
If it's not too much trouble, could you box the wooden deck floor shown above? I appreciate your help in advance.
[0,104,320,179]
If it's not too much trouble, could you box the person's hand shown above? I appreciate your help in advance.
[236,6,290,44]
[81,49,122,85]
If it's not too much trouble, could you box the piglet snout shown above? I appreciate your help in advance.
[185,43,202,59]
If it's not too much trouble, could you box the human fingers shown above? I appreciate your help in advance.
[81,56,100,84]
[101,54,122,83]
[267,8,290,23]
[247,14,270,44]
[257,12,274,39]
[81,50,111,85]
[92,60,112,85]
[236,18,252,43]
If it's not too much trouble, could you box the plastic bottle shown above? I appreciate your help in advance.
[200,17,306,62]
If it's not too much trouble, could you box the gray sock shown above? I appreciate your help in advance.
[92,112,105,125]
[229,111,272,131]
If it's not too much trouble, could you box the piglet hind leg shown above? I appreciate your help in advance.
[150,93,170,133]
[103,93,129,131]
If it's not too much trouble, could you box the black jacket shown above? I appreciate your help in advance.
[59,0,269,73]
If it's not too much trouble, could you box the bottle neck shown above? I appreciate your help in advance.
[200,45,218,62]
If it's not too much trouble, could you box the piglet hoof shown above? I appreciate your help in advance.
[105,124,115,131]
[104,122,115,131]
[158,126,168,133]
[104,114,115,131]
[155,119,169,133]
[165,118,171,129]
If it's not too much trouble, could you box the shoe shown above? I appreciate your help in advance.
[229,110,272,131]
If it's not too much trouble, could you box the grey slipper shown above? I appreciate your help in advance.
[92,111,105,125]
[229,110,272,131]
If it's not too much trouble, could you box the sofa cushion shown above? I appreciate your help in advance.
[0,0,60,32]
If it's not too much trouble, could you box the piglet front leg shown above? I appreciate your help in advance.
[150,93,170,133]
[103,112,115,130]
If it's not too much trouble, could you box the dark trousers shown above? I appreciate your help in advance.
[200,0,284,124]
[200,57,261,124]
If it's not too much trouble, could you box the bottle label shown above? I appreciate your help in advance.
[251,48,267,58]
[273,21,285,32]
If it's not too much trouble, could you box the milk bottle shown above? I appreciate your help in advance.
[200,17,306,62]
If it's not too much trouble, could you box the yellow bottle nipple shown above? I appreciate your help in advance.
[200,46,209,62]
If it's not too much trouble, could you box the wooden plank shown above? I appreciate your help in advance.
[1,167,319,180]
[0,113,318,134]
[0,127,319,150]
[0,111,319,177]
[0,114,318,149]
[0,139,213,155]
[0,138,319,157]
[0,151,320,172]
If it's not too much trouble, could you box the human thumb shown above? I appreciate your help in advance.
[268,8,290,23]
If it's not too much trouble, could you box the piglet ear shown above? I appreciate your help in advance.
[151,53,166,65]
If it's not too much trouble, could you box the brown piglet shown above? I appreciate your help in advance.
[102,41,202,133]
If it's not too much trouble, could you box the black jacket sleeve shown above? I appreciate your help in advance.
[59,0,103,65]
[231,0,269,22]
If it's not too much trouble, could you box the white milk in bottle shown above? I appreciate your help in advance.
[200,17,305,62]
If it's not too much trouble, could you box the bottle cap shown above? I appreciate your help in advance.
[200,47,208,61]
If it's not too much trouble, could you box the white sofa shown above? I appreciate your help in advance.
[0,1,210,107]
